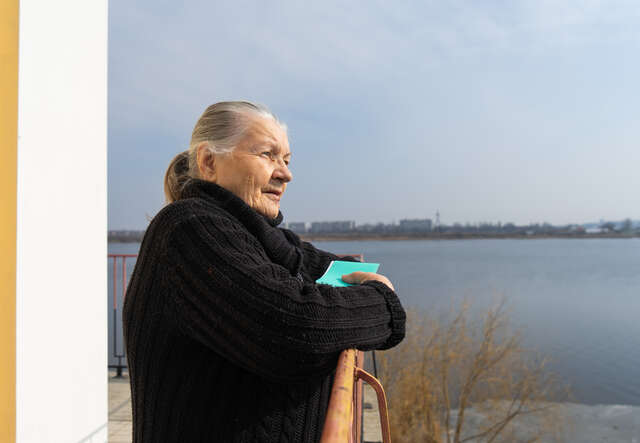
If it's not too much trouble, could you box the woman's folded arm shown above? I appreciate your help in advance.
[163,213,405,383]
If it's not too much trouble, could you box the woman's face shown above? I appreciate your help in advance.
[210,116,292,218]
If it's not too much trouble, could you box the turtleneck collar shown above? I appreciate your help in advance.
[179,178,302,276]
[180,178,284,227]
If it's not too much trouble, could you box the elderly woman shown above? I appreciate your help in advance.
[123,101,406,443]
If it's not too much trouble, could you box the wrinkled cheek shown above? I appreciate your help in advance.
[241,175,259,208]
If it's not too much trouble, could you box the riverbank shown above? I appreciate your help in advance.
[108,232,640,243]
[450,400,640,442]
[300,232,640,242]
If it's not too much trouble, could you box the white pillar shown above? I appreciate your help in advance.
[16,1,108,441]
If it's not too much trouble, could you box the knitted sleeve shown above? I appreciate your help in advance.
[163,213,405,383]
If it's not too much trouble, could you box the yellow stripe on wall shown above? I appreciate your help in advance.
[0,0,18,440]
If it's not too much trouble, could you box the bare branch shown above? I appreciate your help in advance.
[380,302,568,443]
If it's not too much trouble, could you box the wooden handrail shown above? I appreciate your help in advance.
[321,350,357,442]
[320,349,391,443]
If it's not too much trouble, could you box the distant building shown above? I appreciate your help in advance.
[398,218,432,232]
[287,222,307,234]
[309,221,355,234]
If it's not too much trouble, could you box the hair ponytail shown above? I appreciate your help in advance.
[163,150,190,203]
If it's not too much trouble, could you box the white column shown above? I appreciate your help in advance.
[16,0,108,441]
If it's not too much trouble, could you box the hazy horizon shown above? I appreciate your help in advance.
[108,214,639,231]
[108,1,640,230]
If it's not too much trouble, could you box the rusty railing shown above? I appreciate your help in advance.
[320,349,391,443]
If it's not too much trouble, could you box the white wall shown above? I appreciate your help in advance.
[16,0,108,441]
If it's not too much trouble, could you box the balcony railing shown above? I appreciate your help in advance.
[320,349,391,443]
[108,253,135,376]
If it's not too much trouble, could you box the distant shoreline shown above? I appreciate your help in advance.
[108,232,639,243]
[299,233,640,242]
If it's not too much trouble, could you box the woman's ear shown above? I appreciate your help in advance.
[196,142,216,181]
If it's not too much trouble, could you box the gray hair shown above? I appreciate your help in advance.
[164,101,286,203]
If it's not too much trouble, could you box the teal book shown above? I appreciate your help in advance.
[315,260,380,287]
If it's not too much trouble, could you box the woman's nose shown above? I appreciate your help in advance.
[273,162,293,183]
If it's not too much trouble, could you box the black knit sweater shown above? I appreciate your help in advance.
[123,179,406,443]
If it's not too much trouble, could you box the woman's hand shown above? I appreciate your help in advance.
[341,272,395,291]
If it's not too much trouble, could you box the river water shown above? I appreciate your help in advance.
[109,238,640,406]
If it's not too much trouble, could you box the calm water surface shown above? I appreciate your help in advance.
[109,238,640,406]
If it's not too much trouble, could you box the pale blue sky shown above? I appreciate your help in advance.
[108,0,640,229]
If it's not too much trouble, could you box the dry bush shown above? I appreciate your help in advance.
[379,301,569,443]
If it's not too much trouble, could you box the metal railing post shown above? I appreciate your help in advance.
[108,253,137,377]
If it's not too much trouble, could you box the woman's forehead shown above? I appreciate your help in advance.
[244,117,290,152]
